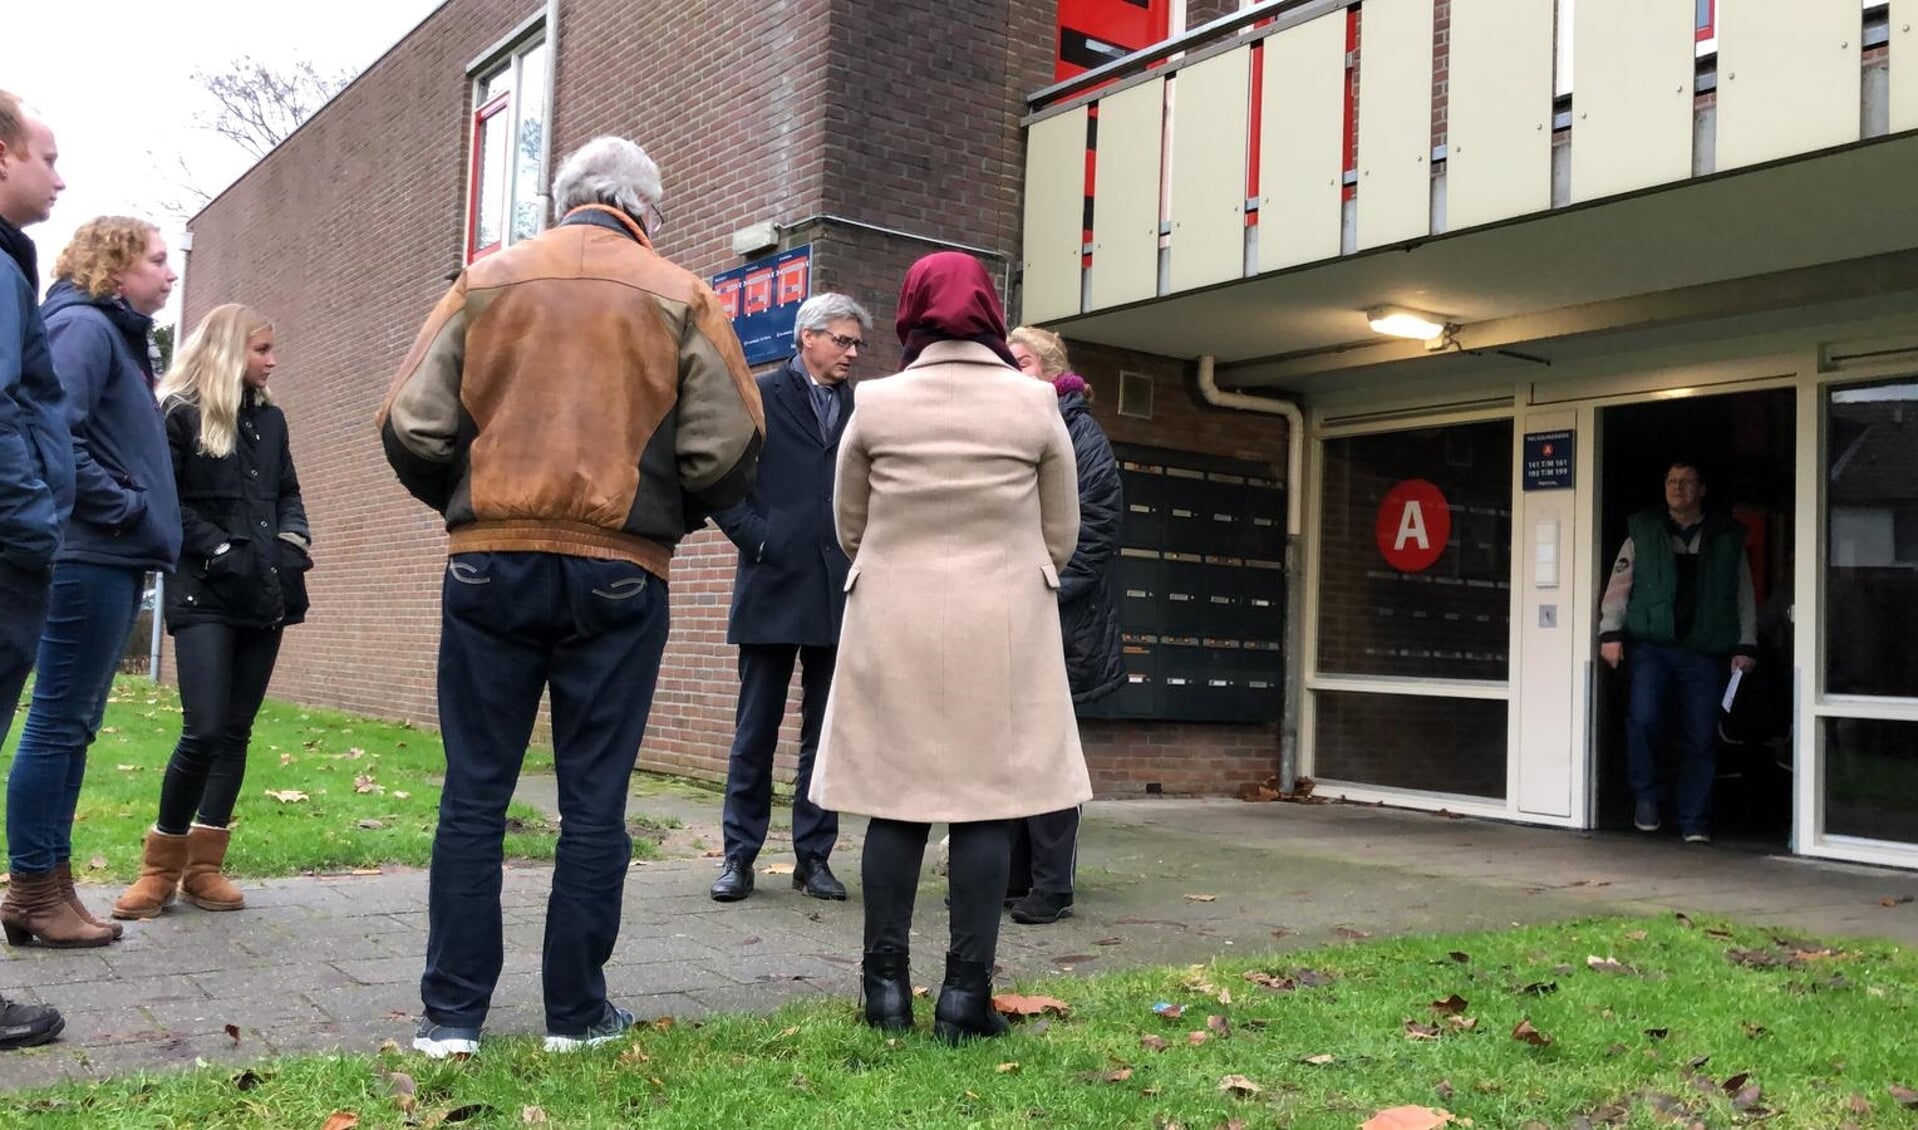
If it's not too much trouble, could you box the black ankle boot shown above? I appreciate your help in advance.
[860,950,913,1031]
[933,953,1009,1044]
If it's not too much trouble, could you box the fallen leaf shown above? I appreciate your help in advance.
[991,993,1070,1018]
[911,986,930,999]
[1645,1027,1670,1040]
[1435,1079,1454,1100]
[393,791,411,799]
[762,863,794,876]
[280,753,294,766]
[1586,954,1633,974]
[1216,987,1231,1005]
[1187,1029,1210,1046]
[1103,1067,1133,1083]
[1244,970,1295,992]
[1730,1082,1763,1112]
[432,1103,495,1125]
[1721,1072,1750,1093]
[1052,953,1097,966]
[1152,1002,1186,1020]
[741,937,763,947]
[1206,1014,1231,1039]
[87,856,107,871]
[387,1071,418,1114]
[1216,1121,1246,1130]
[349,868,383,876]
[1891,1084,1918,1108]
[1140,1035,1169,1052]
[1512,1018,1552,1046]
[322,1115,360,1130]
[1446,950,1471,963]
[1742,1022,1768,1039]
[1444,1016,1478,1032]
[232,1069,263,1090]
[224,1023,241,1046]
[264,789,309,803]
[1404,1019,1442,1041]
[1183,893,1217,903]
[1217,1074,1261,1098]
[1848,1093,1871,1115]
[353,775,381,794]
[995,1062,1020,1074]
[522,1108,549,1125]
[1687,1055,1712,1070]
[1094,937,1124,946]
[116,763,139,772]
[1675,912,1695,928]
[1361,1105,1458,1130]
[1625,929,1648,941]
[1431,994,1468,1015]
[1335,926,1372,940]
[617,1044,650,1065]
[1520,981,1558,996]
[650,1017,676,1032]
[377,1040,401,1056]
[1880,895,1914,907]
[1302,1053,1336,1065]
[1294,968,1335,987]
[357,820,386,830]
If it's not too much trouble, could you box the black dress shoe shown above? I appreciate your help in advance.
[793,856,847,901]
[709,858,753,902]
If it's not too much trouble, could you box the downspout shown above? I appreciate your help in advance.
[537,0,561,220]
[1195,356,1307,793]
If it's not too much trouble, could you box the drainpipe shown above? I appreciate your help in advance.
[537,0,560,218]
[1195,356,1307,793]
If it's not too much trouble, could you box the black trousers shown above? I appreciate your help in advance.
[1010,806,1081,895]
[862,817,1010,965]
[720,643,838,864]
[156,623,284,832]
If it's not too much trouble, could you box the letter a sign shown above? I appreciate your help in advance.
[1374,479,1451,573]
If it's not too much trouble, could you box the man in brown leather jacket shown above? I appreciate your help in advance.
[380,135,764,1059]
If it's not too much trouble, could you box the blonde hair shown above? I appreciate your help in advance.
[1009,325,1070,378]
[0,90,29,153]
[54,216,159,300]
[157,304,274,458]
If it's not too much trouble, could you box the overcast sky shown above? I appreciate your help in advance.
[13,0,445,324]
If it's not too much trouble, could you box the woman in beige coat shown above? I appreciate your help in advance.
[809,252,1091,1043]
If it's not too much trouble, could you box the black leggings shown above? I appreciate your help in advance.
[862,817,1010,965]
[156,623,283,833]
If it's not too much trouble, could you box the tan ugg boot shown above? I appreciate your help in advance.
[56,860,123,938]
[0,871,115,947]
[180,824,245,911]
[111,830,190,920]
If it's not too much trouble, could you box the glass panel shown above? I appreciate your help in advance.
[1314,691,1507,798]
[510,41,548,244]
[1824,379,1918,697]
[474,104,508,251]
[479,64,511,103]
[1823,716,1918,845]
[1317,420,1513,680]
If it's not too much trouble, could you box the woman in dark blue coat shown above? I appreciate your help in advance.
[1003,325,1124,926]
[2,217,179,948]
[113,304,310,921]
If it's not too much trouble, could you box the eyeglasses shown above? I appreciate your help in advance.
[815,331,864,351]
[643,200,666,235]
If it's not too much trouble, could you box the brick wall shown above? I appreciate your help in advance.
[181,0,1296,800]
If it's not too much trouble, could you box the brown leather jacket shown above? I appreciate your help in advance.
[378,206,765,579]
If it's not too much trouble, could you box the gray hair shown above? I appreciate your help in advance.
[550,136,662,221]
[793,293,873,343]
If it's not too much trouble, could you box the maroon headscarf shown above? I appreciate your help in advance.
[895,251,1020,369]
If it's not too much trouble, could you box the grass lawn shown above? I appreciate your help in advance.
[8,915,1917,1128]
[0,678,662,883]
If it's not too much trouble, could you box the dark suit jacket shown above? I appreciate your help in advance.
[712,356,852,647]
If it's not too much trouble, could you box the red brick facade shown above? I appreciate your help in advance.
[180,0,1298,798]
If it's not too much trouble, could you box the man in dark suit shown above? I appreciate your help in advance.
[708,293,871,902]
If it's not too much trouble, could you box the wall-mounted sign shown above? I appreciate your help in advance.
[1522,429,1575,491]
[711,244,811,366]
[1375,478,1451,573]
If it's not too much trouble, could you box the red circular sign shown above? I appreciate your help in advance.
[1375,479,1451,573]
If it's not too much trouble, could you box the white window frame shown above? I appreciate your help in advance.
[464,15,551,263]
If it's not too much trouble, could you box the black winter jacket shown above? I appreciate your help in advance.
[1056,388,1124,703]
[162,397,312,632]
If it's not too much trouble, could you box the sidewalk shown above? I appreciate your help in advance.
[0,788,1912,1092]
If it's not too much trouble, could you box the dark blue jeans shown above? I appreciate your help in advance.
[0,560,53,751]
[720,643,839,866]
[421,552,668,1038]
[5,562,145,874]
[1625,641,1726,836]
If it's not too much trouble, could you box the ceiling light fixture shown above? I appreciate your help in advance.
[1365,305,1453,342]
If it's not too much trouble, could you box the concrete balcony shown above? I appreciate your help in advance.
[1021,0,1918,387]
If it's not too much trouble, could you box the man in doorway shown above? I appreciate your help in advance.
[707,293,871,903]
[1599,460,1757,844]
[381,136,764,1057]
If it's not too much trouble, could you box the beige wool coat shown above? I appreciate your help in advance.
[807,341,1094,824]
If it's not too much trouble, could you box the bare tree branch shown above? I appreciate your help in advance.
[192,57,353,161]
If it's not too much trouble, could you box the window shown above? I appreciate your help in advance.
[1824,379,1918,698]
[467,34,549,262]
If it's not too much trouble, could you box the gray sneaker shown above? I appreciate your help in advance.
[1633,799,1660,833]
[543,1003,635,1053]
[413,1016,481,1059]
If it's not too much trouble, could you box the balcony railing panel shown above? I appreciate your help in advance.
[1895,18,1918,132]
[1570,0,1694,203]
[1170,46,1253,292]
[1257,10,1347,273]
[1022,106,1090,324]
[1448,0,1554,230]
[1353,0,1435,250]
[1091,77,1167,310]
[1717,0,1860,171]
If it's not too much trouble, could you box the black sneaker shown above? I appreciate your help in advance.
[1009,890,1074,925]
[710,858,753,902]
[0,995,63,1051]
[1633,798,1661,833]
[543,1002,635,1053]
[794,856,847,901]
[412,1015,481,1059]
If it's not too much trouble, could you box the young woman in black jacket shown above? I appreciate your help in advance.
[113,304,311,920]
